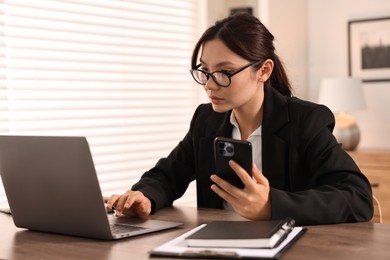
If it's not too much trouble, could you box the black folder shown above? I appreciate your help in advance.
[185,218,295,249]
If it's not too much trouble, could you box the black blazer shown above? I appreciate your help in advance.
[132,85,373,225]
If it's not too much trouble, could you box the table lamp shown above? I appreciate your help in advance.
[318,77,366,150]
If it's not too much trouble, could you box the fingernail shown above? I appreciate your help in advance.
[229,160,236,166]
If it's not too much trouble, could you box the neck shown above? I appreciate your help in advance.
[233,95,264,140]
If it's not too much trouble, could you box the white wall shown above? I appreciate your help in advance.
[267,0,308,99]
[308,0,390,149]
[207,0,259,26]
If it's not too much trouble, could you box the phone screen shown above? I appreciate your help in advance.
[214,137,252,189]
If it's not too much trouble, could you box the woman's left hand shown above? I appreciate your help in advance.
[210,160,271,220]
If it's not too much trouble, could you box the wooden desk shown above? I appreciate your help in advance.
[348,150,390,223]
[1,206,390,260]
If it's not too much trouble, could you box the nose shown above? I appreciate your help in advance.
[204,77,220,91]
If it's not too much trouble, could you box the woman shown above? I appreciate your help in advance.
[106,12,373,225]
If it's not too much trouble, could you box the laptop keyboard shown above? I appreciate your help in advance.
[110,224,147,234]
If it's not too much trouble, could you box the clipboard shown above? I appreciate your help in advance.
[150,224,306,259]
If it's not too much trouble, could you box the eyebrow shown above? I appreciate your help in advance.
[199,58,236,67]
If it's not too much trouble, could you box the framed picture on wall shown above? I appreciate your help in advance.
[348,17,390,82]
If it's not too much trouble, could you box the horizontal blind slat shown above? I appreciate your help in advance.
[6,0,195,20]
[0,0,199,205]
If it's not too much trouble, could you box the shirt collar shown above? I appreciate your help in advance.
[230,112,262,138]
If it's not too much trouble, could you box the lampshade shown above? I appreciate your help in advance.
[318,77,366,113]
[318,77,366,150]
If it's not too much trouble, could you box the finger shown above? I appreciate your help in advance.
[123,192,140,210]
[103,196,115,212]
[115,191,139,216]
[228,160,253,185]
[123,191,145,210]
[106,194,120,209]
[122,191,151,217]
[252,163,269,187]
[210,174,242,204]
[210,174,238,196]
[210,176,235,203]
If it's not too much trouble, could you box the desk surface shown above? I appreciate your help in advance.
[1,206,390,260]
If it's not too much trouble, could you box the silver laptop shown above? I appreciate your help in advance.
[0,135,182,240]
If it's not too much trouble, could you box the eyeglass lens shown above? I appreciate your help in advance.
[191,70,230,87]
[190,61,259,87]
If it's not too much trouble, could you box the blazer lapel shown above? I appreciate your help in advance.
[197,111,233,208]
[262,85,291,189]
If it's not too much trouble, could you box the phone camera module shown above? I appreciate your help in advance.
[222,142,234,157]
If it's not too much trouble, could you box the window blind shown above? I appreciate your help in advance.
[0,0,202,207]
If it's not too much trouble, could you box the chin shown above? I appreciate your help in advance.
[211,104,230,113]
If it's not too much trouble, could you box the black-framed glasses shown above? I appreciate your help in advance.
[189,60,260,87]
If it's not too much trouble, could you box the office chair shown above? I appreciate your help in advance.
[371,195,382,223]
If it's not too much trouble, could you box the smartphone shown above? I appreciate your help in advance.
[214,137,252,189]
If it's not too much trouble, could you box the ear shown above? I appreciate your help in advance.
[258,59,274,83]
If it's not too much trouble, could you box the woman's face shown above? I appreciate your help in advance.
[200,39,264,113]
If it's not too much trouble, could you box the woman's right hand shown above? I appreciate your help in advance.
[104,190,152,217]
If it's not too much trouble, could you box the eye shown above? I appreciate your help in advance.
[218,66,236,73]
[220,69,233,74]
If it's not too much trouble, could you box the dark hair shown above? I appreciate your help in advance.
[191,12,292,96]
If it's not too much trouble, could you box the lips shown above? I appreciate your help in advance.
[210,95,223,101]
[210,95,224,105]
